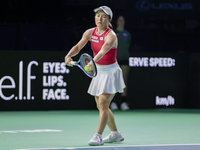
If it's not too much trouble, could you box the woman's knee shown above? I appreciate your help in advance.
[96,94,114,110]
[99,99,109,110]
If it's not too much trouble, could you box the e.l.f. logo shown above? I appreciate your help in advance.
[0,61,38,101]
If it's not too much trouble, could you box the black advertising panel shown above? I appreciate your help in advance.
[189,53,200,108]
[0,50,195,110]
[125,52,189,109]
[0,50,94,111]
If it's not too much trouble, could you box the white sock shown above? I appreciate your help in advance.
[111,131,119,134]
[96,133,102,138]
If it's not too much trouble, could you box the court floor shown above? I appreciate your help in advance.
[0,109,200,150]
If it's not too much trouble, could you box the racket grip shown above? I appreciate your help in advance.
[70,61,76,65]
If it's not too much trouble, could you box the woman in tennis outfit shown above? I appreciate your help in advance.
[65,6,125,146]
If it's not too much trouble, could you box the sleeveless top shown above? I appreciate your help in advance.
[90,27,117,65]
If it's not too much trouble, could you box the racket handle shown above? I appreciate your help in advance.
[70,61,76,65]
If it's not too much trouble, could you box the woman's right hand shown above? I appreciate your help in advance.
[65,55,73,67]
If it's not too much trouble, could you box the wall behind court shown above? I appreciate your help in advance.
[0,50,198,111]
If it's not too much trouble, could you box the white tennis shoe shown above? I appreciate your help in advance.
[88,133,104,146]
[103,132,124,143]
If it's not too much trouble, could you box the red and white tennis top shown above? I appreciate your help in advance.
[90,27,117,65]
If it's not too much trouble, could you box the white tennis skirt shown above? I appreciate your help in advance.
[87,62,126,96]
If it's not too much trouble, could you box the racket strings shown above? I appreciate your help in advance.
[81,54,97,77]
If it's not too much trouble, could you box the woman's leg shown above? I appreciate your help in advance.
[120,65,130,97]
[89,94,124,145]
[107,108,118,131]
[95,93,117,134]
[120,65,130,110]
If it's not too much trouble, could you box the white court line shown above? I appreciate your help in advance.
[14,143,200,150]
[0,129,63,134]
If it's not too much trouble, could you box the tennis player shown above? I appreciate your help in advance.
[65,6,125,146]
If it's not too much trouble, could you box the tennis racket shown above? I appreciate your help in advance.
[70,53,97,78]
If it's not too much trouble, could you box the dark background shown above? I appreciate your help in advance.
[0,0,200,52]
[0,50,191,110]
[0,0,200,110]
